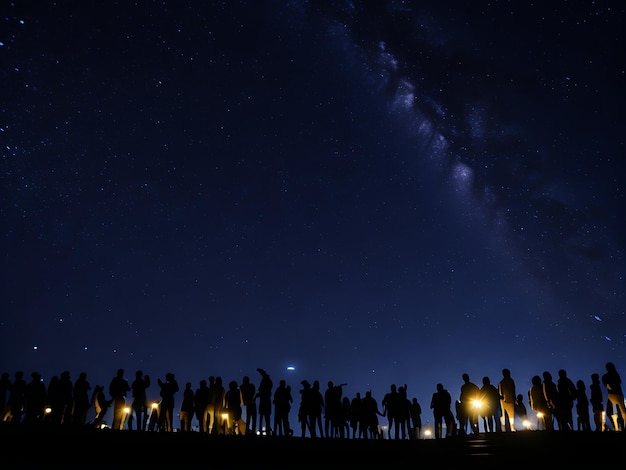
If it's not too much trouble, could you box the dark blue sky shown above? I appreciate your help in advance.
[1,0,624,421]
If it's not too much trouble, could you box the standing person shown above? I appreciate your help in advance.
[498,368,516,432]
[209,376,226,434]
[109,368,130,430]
[459,373,480,435]
[542,371,561,430]
[23,372,46,424]
[514,394,529,430]
[157,372,179,432]
[430,383,455,439]
[602,362,626,431]
[361,390,384,439]
[179,382,195,432]
[273,379,293,437]
[349,392,364,439]
[223,380,244,434]
[256,368,273,435]
[575,379,591,432]
[381,384,400,439]
[529,375,552,431]
[556,369,577,431]
[4,371,26,423]
[480,376,501,433]
[589,373,604,432]
[56,370,74,426]
[298,380,314,438]
[311,380,325,438]
[324,381,347,438]
[240,375,257,435]
[72,372,91,426]
[409,397,422,440]
[129,370,150,431]
[194,379,210,433]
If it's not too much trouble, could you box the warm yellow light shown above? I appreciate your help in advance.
[221,413,229,420]
[472,399,482,410]
[44,407,52,415]
[151,402,159,410]
[124,407,131,414]
[424,429,432,436]
[522,419,531,429]
[536,412,543,419]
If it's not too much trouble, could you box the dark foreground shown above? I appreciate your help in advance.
[2,423,626,468]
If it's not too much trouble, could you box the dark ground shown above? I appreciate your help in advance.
[2,423,625,468]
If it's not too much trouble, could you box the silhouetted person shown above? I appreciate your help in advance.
[589,373,604,432]
[349,392,363,439]
[179,381,195,432]
[324,381,346,438]
[409,397,422,439]
[157,372,179,432]
[224,380,244,434]
[206,376,222,434]
[129,370,150,431]
[298,380,314,438]
[602,362,626,431]
[338,396,351,438]
[209,376,225,434]
[109,368,130,430]
[498,368,516,432]
[529,374,552,431]
[194,379,210,433]
[72,372,91,426]
[256,368,273,435]
[361,390,384,439]
[240,375,257,435]
[480,376,501,432]
[273,379,292,437]
[514,393,528,429]
[431,383,455,439]
[575,379,591,431]
[396,385,410,440]
[311,380,325,438]
[542,371,561,430]
[459,373,480,435]
[90,385,112,429]
[55,370,73,426]
[3,371,25,423]
[556,368,576,431]
[23,371,46,424]
[381,384,400,439]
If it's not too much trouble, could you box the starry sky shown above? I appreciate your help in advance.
[1,0,625,420]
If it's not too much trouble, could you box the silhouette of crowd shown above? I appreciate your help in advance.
[1,362,625,439]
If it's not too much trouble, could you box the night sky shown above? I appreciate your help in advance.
[1,1,624,425]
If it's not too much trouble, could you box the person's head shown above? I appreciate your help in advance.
[542,371,552,381]
[482,376,490,385]
[436,383,444,392]
[136,370,143,378]
[591,373,599,382]
[532,375,542,386]
[606,362,616,372]
[462,373,469,382]
[558,369,567,378]
[502,368,511,377]
[243,376,249,384]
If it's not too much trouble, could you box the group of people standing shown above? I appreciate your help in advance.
[2,362,625,440]
[429,362,626,439]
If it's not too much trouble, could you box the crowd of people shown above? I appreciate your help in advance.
[1,362,625,439]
